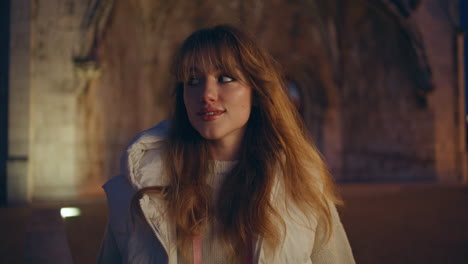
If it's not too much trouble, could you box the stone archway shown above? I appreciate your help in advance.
[76,0,447,187]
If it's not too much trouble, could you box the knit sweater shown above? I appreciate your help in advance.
[177,161,238,264]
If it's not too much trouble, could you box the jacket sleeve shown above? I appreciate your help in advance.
[98,174,170,264]
[97,223,123,264]
[310,203,355,264]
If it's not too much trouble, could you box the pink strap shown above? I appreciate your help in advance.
[192,235,253,264]
[193,235,202,264]
[245,237,253,264]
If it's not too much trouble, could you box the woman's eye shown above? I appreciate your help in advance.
[186,77,200,86]
[219,75,235,83]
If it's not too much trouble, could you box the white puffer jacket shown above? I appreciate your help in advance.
[98,120,355,264]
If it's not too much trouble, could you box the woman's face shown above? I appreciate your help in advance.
[183,69,252,156]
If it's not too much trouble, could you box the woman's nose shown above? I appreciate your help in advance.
[200,78,218,102]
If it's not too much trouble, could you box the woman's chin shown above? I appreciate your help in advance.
[197,130,222,141]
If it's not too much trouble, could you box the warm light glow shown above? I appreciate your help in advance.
[60,207,81,218]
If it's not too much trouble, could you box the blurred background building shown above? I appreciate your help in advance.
[1,1,468,263]
[3,0,466,203]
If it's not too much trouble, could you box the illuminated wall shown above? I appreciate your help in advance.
[7,0,466,202]
[8,0,31,203]
[9,0,91,201]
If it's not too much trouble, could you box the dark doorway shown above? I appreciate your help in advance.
[0,0,11,206]
[462,0,468,150]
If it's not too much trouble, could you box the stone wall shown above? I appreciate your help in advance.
[27,0,89,200]
[8,0,31,203]
[414,0,465,183]
[82,0,463,184]
[8,0,465,201]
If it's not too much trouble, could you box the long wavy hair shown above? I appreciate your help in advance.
[134,24,341,261]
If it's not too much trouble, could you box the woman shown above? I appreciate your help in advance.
[98,24,355,264]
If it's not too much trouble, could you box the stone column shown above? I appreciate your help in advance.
[415,0,462,183]
[457,33,468,184]
[29,0,89,200]
[8,0,32,203]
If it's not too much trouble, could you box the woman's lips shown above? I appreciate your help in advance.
[197,110,226,121]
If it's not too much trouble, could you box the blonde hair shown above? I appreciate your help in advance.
[134,24,341,261]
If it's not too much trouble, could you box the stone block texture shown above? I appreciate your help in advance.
[10,0,465,200]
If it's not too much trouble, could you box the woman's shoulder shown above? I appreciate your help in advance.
[121,120,171,190]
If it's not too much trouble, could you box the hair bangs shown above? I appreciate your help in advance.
[175,29,244,82]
